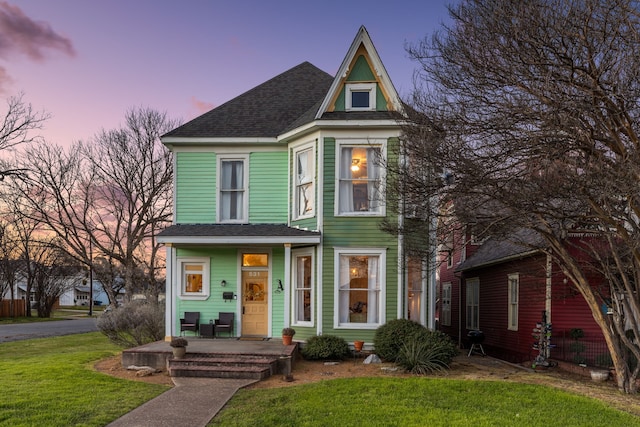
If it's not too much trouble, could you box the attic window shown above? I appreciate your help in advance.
[346,83,376,111]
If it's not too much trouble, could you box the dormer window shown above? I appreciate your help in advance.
[346,83,376,111]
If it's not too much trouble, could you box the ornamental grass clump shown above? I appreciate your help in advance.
[301,335,350,360]
[373,318,426,362]
[396,330,458,375]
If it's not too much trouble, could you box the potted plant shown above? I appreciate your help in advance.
[282,327,296,345]
[170,336,188,359]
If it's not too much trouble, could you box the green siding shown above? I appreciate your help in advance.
[175,152,216,223]
[319,136,400,341]
[176,247,287,338]
[249,151,288,223]
[175,247,238,329]
[347,55,375,81]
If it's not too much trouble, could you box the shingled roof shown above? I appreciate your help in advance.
[456,228,546,271]
[157,223,321,245]
[163,62,333,139]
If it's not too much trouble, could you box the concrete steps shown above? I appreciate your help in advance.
[168,354,280,380]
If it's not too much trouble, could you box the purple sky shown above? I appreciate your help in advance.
[3,1,452,146]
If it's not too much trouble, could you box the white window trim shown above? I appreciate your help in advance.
[292,143,315,220]
[292,248,314,327]
[177,257,210,301]
[508,273,519,331]
[466,277,479,330]
[333,247,386,329]
[345,83,376,111]
[217,154,249,223]
[334,139,386,217]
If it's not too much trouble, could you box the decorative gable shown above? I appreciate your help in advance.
[315,26,402,119]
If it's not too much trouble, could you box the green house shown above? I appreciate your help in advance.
[158,26,434,346]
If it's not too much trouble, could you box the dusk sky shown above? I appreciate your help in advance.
[4,1,452,147]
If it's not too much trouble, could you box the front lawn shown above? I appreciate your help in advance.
[211,376,640,426]
[0,332,168,427]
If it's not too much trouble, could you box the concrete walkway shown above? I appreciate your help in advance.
[106,377,257,427]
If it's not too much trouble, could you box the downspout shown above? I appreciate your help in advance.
[545,253,552,359]
[427,199,437,330]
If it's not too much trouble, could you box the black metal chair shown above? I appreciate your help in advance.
[180,311,200,336]
[215,312,234,338]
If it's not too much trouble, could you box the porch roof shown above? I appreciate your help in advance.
[157,223,321,246]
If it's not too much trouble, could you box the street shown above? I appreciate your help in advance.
[0,317,99,343]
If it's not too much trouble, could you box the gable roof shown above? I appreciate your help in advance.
[315,25,402,119]
[163,62,333,139]
[162,26,403,144]
[457,228,546,272]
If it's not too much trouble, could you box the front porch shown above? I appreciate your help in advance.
[122,338,298,381]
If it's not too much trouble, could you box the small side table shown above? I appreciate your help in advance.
[200,323,215,338]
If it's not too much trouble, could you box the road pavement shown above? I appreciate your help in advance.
[0,317,99,343]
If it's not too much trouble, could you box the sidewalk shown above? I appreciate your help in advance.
[106,377,257,427]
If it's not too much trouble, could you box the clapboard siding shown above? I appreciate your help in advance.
[249,151,288,223]
[175,247,238,331]
[318,136,399,341]
[175,152,216,223]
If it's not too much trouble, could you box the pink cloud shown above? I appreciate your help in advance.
[0,2,76,61]
[189,96,214,118]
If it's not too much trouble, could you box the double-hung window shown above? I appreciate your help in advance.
[178,257,210,300]
[508,274,519,331]
[335,248,386,328]
[293,145,315,219]
[337,140,384,215]
[218,155,248,223]
[293,250,313,325]
[466,277,479,330]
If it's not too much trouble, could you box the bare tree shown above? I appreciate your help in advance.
[0,220,22,316]
[398,0,640,393]
[0,93,49,179]
[29,240,80,318]
[10,107,178,305]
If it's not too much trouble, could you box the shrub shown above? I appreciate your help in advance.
[374,319,426,361]
[301,335,350,360]
[397,338,451,375]
[414,328,459,362]
[97,300,165,347]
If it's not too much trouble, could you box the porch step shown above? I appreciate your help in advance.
[168,355,279,380]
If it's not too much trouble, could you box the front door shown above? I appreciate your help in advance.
[241,253,269,336]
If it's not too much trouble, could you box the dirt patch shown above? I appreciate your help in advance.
[94,354,640,416]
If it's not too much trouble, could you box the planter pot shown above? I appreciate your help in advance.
[283,335,293,345]
[590,369,609,382]
[354,340,365,352]
[172,346,187,359]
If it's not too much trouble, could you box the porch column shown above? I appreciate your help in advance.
[164,244,174,340]
[284,243,291,327]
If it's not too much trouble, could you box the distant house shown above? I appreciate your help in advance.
[438,225,609,365]
[158,26,436,343]
[58,279,111,306]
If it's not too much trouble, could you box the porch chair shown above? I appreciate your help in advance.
[180,311,200,336]
[214,312,234,338]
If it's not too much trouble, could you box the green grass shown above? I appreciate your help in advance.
[0,332,168,427]
[210,377,640,427]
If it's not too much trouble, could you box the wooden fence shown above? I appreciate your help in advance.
[0,299,27,318]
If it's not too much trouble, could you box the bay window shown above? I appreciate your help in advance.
[293,145,315,219]
[335,248,386,327]
[337,141,384,215]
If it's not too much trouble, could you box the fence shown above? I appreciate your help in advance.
[0,299,27,318]
[552,333,611,368]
